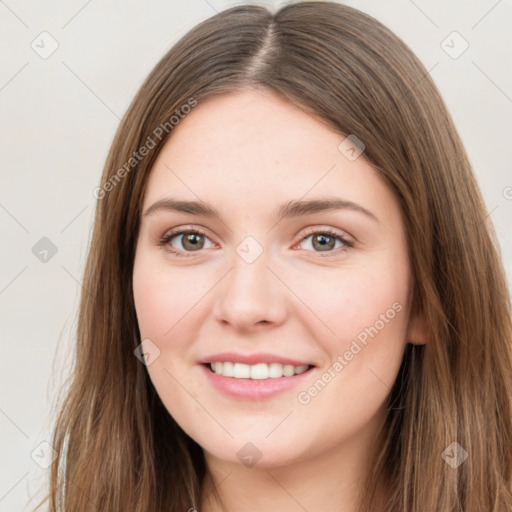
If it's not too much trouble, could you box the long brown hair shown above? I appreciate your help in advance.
[40,2,512,511]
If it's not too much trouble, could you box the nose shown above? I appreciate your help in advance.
[213,246,288,332]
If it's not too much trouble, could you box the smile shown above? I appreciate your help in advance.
[201,361,316,400]
[208,361,311,379]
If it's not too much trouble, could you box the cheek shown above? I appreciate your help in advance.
[132,255,203,425]
[285,261,409,346]
[290,270,408,445]
[132,253,205,341]
[282,253,410,399]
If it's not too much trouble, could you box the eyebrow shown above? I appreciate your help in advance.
[143,196,379,223]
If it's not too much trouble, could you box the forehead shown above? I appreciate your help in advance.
[143,89,396,221]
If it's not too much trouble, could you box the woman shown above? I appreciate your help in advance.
[42,2,512,511]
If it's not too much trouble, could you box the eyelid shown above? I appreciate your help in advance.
[296,225,354,244]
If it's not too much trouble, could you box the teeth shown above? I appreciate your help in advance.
[222,361,234,377]
[251,363,268,380]
[209,362,310,379]
[233,363,250,378]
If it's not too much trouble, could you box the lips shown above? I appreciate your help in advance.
[200,364,315,400]
[199,352,316,399]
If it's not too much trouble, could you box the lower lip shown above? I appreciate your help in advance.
[200,364,315,400]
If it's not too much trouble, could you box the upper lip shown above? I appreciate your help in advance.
[199,352,315,367]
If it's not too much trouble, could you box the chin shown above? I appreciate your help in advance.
[198,431,314,470]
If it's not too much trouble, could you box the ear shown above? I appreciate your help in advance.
[406,309,429,345]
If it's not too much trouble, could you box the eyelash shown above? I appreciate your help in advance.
[158,227,354,258]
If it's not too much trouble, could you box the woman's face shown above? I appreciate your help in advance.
[133,88,424,468]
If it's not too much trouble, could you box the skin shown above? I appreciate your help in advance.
[132,88,426,512]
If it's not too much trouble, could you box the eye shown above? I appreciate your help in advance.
[157,227,353,258]
[296,229,353,254]
[158,228,214,257]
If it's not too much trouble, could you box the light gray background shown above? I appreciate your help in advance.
[0,0,511,510]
